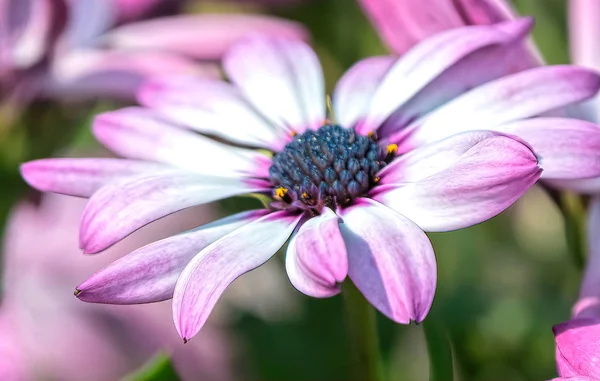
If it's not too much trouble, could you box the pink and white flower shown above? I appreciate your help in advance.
[21,19,600,341]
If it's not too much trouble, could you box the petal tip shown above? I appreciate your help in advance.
[499,16,535,38]
[20,159,55,192]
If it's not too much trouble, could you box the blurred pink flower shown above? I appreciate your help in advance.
[357,0,542,70]
[552,197,600,381]
[566,0,600,126]
[0,194,233,381]
[0,0,308,109]
[111,0,172,21]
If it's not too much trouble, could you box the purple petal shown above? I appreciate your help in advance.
[573,196,600,318]
[569,0,600,70]
[545,177,600,194]
[76,210,269,303]
[332,56,395,129]
[355,18,534,136]
[58,0,113,49]
[554,318,600,379]
[401,66,600,148]
[79,171,269,254]
[2,0,65,70]
[111,0,164,22]
[358,0,522,55]
[497,118,600,180]
[339,198,436,323]
[373,135,541,232]
[379,130,503,184]
[93,107,271,178]
[138,76,288,151]
[173,211,302,341]
[46,49,217,100]
[107,14,309,61]
[223,37,325,134]
[568,0,600,125]
[20,158,171,197]
[285,208,347,298]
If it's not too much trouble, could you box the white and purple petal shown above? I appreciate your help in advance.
[339,198,436,323]
[285,207,348,298]
[79,171,270,254]
[76,210,269,303]
[106,14,309,61]
[378,130,504,184]
[138,76,288,151]
[399,66,600,148]
[498,118,600,180]
[93,107,271,178]
[223,37,325,134]
[20,158,172,198]
[332,56,395,129]
[374,135,541,232]
[554,318,600,379]
[355,18,534,135]
[45,49,216,100]
[173,211,302,341]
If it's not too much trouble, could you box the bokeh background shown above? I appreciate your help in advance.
[0,0,581,380]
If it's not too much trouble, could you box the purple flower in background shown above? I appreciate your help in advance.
[552,198,600,381]
[21,18,600,341]
[358,0,542,69]
[0,0,307,111]
[0,194,232,381]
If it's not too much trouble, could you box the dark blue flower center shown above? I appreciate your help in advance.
[269,124,394,212]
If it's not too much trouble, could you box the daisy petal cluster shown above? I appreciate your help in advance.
[21,18,600,342]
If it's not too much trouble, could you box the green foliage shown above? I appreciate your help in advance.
[123,352,180,381]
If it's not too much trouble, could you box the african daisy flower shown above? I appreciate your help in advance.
[21,18,600,341]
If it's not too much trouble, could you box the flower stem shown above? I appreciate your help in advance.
[342,280,384,381]
[559,192,586,271]
[422,317,453,381]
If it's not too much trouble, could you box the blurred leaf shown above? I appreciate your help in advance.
[123,352,180,381]
[513,0,569,64]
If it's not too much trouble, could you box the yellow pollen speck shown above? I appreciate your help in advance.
[275,187,288,198]
[367,131,375,138]
[301,192,309,199]
[374,177,380,183]
[290,131,297,137]
[387,144,398,155]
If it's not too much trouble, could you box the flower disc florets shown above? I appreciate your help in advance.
[269,124,394,212]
